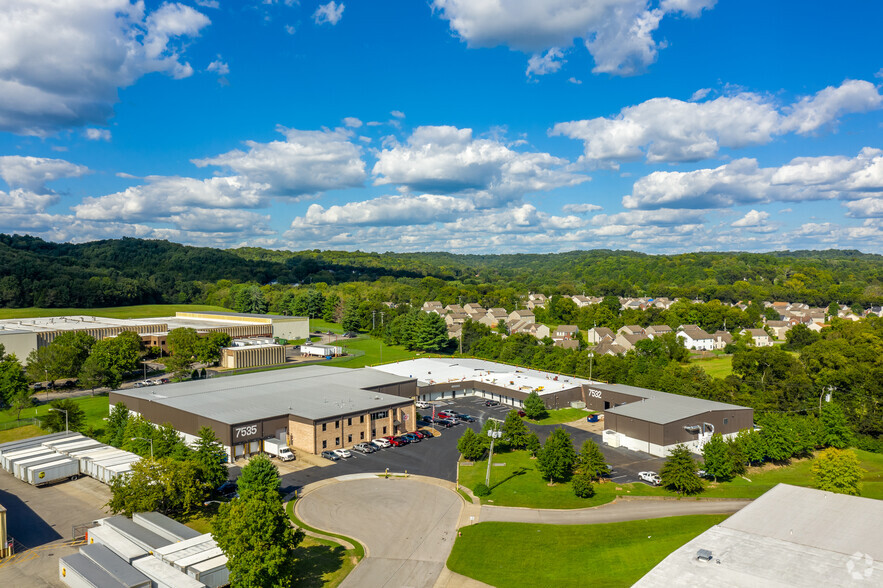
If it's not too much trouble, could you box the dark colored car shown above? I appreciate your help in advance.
[418,428,436,438]
[436,418,454,428]
[420,416,434,426]
[344,331,359,338]
[217,480,237,498]
[458,414,476,422]
[321,450,340,460]
[402,432,421,443]
[485,400,500,406]
[389,436,408,447]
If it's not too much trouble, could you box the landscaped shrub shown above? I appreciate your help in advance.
[473,483,491,497]
[571,472,595,498]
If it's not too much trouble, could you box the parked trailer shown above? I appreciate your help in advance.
[153,534,214,566]
[41,434,87,449]
[78,543,151,588]
[27,458,79,487]
[79,448,123,474]
[88,453,136,479]
[59,553,128,588]
[69,446,112,465]
[133,512,201,543]
[14,452,65,480]
[103,462,137,484]
[174,547,223,572]
[132,555,206,588]
[96,457,140,484]
[0,431,75,458]
[101,516,172,552]
[185,554,229,588]
[53,439,104,455]
[3,446,57,472]
[86,525,147,564]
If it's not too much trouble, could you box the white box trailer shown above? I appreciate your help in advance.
[174,547,223,572]
[2,446,55,471]
[8,448,56,473]
[59,553,128,588]
[53,439,104,455]
[133,512,202,543]
[41,434,86,449]
[154,534,214,566]
[27,458,79,486]
[103,462,137,484]
[89,453,136,479]
[78,543,152,588]
[69,446,112,464]
[79,448,124,474]
[0,431,73,456]
[97,457,140,484]
[14,452,65,479]
[186,554,229,588]
[101,516,172,552]
[87,525,148,564]
[132,556,206,588]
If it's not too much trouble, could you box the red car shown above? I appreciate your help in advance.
[389,436,408,447]
[518,410,526,417]
[411,430,429,439]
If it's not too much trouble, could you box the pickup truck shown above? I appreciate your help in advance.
[638,471,661,485]
[263,439,295,461]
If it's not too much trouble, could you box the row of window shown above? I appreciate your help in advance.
[320,414,372,431]
[320,426,388,449]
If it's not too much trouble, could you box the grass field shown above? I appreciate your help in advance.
[0,395,110,443]
[309,319,345,334]
[0,424,45,444]
[690,355,733,378]
[459,448,883,508]
[332,336,426,368]
[0,304,230,320]
[447,515,728,588]
[527,407,592,425]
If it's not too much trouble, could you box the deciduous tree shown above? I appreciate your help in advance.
[576,439,608,481]
[237,455,281,499]
[701,434,732,482]
[457,428,487,461]
[0,350,28,407]
[820,402,852,449]
[811,448,865,496]
[39,398,85,432]
[502,410,530,449]
[192,426,229,490]
[523,391,547,420]
[537,427,576,483]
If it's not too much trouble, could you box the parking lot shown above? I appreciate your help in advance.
[0,472,111,586]
[230,397,667,494]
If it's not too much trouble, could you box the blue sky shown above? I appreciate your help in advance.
[1,0,882,254]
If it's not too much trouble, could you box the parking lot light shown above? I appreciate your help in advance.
[48,407,68,435]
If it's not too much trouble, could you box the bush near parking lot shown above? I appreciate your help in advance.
[522,391,547,420]
[473,483,490,497]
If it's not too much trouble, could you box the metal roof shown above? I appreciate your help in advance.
[635,484,883,587]
[591,382,748,424]
[177,310,305,321]
[60,553,128,588]
[79,543,152,587]
[113,366,414,423]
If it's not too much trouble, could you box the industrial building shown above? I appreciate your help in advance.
[110,365,417,459]
[636,484,883,587]
[0,311,309,359]
[372,358,752,457]
[219,338,286,369]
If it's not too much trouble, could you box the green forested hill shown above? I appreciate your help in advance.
[0,234,881,308]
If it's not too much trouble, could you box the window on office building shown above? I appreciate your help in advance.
[347,417,352,426]
[322,440,327,449]
[335,421,340,429]
[382,426,387,434]
[321,423,327,431]
[347,434,352,443]
[360,432,364,440]
[360,415,365,423]
[335,437,340,446]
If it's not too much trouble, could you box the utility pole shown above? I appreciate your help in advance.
[380,311,385,364]
[131,437,154,459]
[485,419,503,487]
[588,351,594,383]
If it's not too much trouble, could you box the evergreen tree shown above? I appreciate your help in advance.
[104,402,130,447]
[576,439,608,481]
[237,455,281,499]
[525,432,541,457]
[522,391,547,420]
[571,471,595,498]
[536,427,576,483]
[811,448,865,496]
[726,437,747,475]
[191,426,229,490]
[820,402,852,449]
[502,410,531,449]
[660,444,704,495]
[414,312,449,352]
[701,434,732,482]
[456,428,487,461]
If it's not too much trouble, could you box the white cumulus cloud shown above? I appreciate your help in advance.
[552,80,883,165]
[314,2,345,25]
[0,155,90,192]
[526,48,566,77]
[0,0,210,136]
[84,128,112,141]
[432,0,714,76]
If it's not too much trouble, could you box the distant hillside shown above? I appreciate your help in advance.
[0,234,881,308]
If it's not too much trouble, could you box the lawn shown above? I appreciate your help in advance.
[330,336,429,368]
[447,515,728,588]
[0,304,230,320]
[459,448,883,508]
[309,319,345,334]
[527,407,591,425]
[0,425,45,444]
[0,395,110,440]
[690,355,733,378]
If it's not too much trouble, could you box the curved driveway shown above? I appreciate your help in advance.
[296,476,462,588]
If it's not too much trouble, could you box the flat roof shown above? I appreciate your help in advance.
[590,382,748,424]
[0,315,151,333]
[177,311,306,321]
[112,366,415,424]
[635,484,883,587]
[371,358,587,395]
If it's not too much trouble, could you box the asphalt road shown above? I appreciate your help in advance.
[296,477,462,588]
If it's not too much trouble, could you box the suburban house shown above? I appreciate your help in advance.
[444,312,469,327]
[645,325,673,338]
[444,304,464,314]
[526,293,548,310]
[677,325,715,351]
[554,339,580,350]
[742,328,773,347]
[572,295,601,307]
[463,303,486,315]
[614,332,649,351]
[422,301,443,314]
[594,341,627,356]
[712,330,733,350]
[479,308,509,327]
[765,320,792,340]
[586,327,616,344]
[508,309,535,324]
[617,325,645,336]
[553,325,579,340]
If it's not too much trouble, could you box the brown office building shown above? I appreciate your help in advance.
[110,366,417,460]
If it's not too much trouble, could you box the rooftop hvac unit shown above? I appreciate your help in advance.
[696,549,713,561]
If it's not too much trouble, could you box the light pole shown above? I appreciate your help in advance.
[49,407,68,435]
[588,351,594,383]
[485,419,503,487]
[131,437,154,460]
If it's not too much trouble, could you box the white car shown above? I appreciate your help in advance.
[332,449,352,459]
[415,401,431,409]
[638,471,661,485]
[372,438,391,448]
